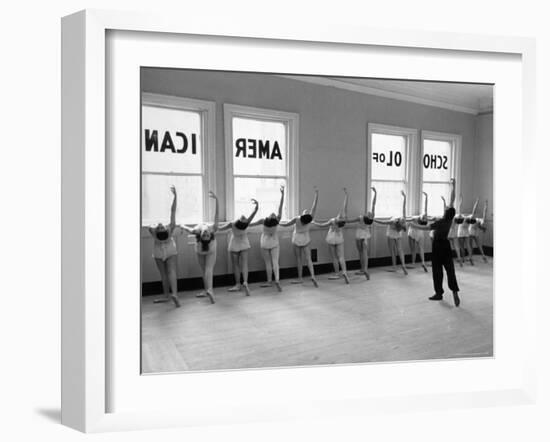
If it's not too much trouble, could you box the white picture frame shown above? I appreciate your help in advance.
[61,9,537,433]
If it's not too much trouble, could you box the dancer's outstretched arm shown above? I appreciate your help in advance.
[277,186,285,220]
[338,188,349,219]
[371,186,377,218]
[423,191,428,217]
[411,221,431,231]
[246,199,259,224]
[278,218,296,227]
[471,198,479,217]
[312,219,331,228]
[401,190,407,219]
[482,200,488,222]
[310,186,319,218]
[210,191,219,232]
[449,178,456,208]
[217,221,232,231]
[169,185,177,231]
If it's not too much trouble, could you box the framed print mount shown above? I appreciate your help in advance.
[61,9,537,433]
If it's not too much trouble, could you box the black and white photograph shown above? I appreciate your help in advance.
[140,69,494,374]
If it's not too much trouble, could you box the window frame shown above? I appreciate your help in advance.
[420,130,462,215]
[223,103,299,221]
[141,92,216,224]
[367,123,419,217]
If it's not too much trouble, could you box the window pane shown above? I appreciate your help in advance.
[142,105,202,174]
[142,174,203,225]
[371,180,406,218]
[233,177,288,220]
[422,139,452,182]
[422,182,451,217]
[232,117,287,176]
[371,133,406,181]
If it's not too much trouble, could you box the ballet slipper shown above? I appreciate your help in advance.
[243,283,251,296]
[228,285,242,292]
[275,281,282,292]
[260,282,273,288]
[195,291,207,298]
[291,279,303,284]
[328,274,341,280]
[343,273,350,284]
[365,271,370,280]
[311,277,319,288]
[206,291,215,304]
[171,295,181,308]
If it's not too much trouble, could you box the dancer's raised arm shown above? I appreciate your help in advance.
[441,195,447,215]
[471,198,479,217]
[482,199,488,221]
[169,185,177,230]
[277,186,285,220]
[423,191,428,217]
[246,199,259,224]
[449,178,456,208]
[401,190,407,219]
[339,187,349,219]
[210,191,219,232]
[310,186,319,218]
[457,194,463,215]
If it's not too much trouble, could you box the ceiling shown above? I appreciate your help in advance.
[281,75,493,115]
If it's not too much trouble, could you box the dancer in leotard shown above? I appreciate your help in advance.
[406,191,429,272]
[350,187,377,280]
[455,195,473,266]
[249,186,285,292]
[147,185,181,308]
[375,190,408,275]
[181,191,219,304]
[279,187,319,287]
[468,199,489,263]
[218,199,259,296]
[313,188,353,284]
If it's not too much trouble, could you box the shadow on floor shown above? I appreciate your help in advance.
[35,407,61,423]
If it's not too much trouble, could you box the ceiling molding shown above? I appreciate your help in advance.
[278,75,481,115]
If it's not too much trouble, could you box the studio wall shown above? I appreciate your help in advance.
[140,69,490,283]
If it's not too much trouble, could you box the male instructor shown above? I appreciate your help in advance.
[412,178,460,307]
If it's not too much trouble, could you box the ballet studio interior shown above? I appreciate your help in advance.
[140,68,493,374]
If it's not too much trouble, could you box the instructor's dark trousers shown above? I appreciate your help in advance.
[431,239,459,295]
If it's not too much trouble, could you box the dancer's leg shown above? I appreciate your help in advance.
[260,248,273,287]
[204,252,216,304]
[292,245,304,283]
[304,245,318,287]
[271,246,282,291]
[154,258,170,302]
[396,239,408,275]
[336,243,349,283]
[165,256,180,307]
[355,239,365,274]
[240,250,250,296]
[228,252,242,291]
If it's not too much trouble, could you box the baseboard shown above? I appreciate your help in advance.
[142,246,493,296]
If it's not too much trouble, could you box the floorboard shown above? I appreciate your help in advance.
[141,257,493,373]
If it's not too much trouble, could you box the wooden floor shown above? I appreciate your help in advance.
[142,257,493,373]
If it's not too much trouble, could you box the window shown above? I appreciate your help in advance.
[368,124,418,218]
[141,93,215,225]
[421,131,461,217]
[224,104,299,220]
